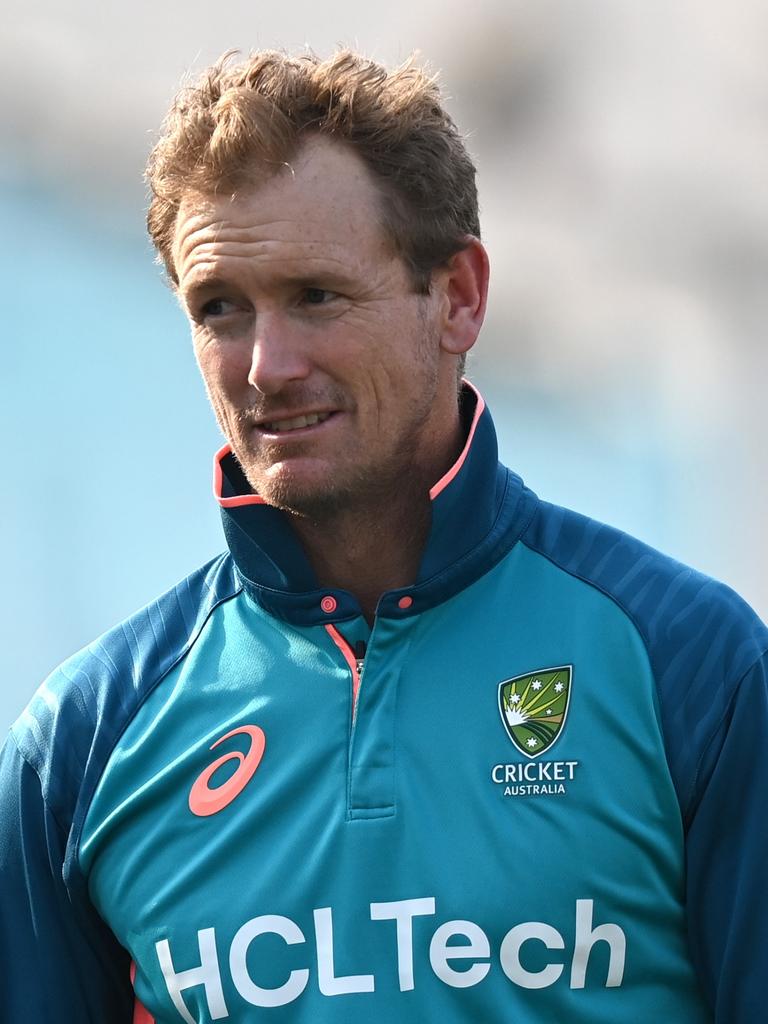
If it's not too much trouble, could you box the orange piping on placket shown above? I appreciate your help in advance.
[325,624,361,720]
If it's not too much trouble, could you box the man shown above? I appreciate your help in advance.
[1,48,765,1024]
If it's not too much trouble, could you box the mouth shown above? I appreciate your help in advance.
[255,410,338,436]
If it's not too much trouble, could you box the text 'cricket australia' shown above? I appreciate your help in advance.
[491,760,579,796]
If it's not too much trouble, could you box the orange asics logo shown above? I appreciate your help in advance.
[188,725,266,817]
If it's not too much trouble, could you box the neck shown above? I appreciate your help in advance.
[290,415,465,623]
[292,496,431,623]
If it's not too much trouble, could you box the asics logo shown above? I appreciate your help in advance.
[189,725,266,817]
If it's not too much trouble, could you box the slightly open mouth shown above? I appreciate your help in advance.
[258,411,335,434]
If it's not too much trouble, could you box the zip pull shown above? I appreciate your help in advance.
[354,640,367,678]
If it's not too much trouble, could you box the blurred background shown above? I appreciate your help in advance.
[2,0,766,732]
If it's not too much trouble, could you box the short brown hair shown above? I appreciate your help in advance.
[146,49,480,292]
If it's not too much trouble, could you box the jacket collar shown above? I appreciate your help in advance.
[214,383,537,625]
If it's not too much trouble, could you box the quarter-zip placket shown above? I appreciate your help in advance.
[324,615,419,821]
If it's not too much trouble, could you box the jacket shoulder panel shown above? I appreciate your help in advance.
[10,552,241,891]
[522,500,768,821]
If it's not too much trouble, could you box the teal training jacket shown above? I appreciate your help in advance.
[2,386,767,1022]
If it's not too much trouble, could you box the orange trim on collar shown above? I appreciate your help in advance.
[213,444,267,508]
[429,380,485,501]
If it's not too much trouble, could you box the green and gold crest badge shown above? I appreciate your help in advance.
[498,666,573,759]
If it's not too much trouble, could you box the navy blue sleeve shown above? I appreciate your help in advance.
[523,499,768,1020]
[0,555,239,1020]
[684,651,768,1020]
[0,734,133,1021]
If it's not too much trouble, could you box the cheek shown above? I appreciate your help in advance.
[379,316,441,393]
[196,341,247,398]
[193,345,251,437]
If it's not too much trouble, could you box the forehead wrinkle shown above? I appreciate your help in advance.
[174,213,315,271]
[187,238,353,257]
[184,217,315,238]
[180,249,366,296]
[181,248,355,276]
[176,224,364,280]
[180,233,361,270]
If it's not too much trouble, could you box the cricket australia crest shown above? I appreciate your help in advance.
[498,666,573,759]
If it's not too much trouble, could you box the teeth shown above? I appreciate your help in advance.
[264,411,332,433]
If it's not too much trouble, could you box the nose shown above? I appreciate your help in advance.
[247,314,311,396]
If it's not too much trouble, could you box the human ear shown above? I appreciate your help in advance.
[436,237,490,357]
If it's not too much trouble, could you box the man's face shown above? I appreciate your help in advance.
[173,135,459,516]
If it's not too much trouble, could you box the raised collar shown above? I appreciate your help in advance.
[214,383,537,626]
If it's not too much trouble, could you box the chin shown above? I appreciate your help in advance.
[248,466,344,518]
[264,487,346,519]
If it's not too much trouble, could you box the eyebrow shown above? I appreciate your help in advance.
[181,274,231,296]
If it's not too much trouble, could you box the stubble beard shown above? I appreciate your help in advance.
[230,393,441,526]
[233,424,430,523]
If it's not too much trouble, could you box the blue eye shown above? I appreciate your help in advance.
[201,298,236,318]
[303,288,332,304]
